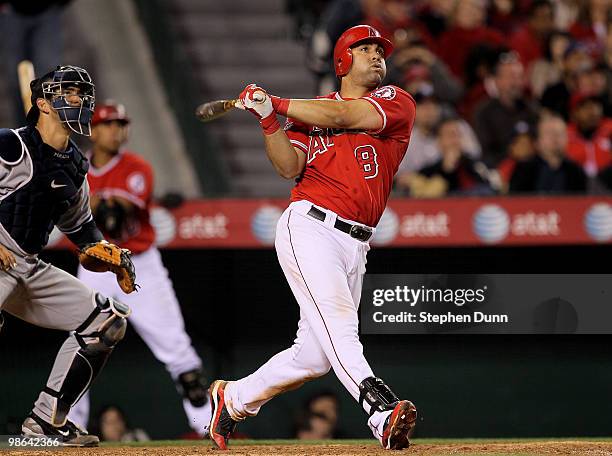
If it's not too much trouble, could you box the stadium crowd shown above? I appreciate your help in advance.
[290,0,612,197]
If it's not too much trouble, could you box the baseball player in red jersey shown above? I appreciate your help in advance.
[209,25,417,450]
[68,102,212,435]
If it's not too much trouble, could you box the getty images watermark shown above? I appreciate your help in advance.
[360,274,612,334]
[371,284,504,325]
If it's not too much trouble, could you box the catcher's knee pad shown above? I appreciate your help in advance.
[76,293,130,352]
[43,294,130,425]
[358,376,400,416]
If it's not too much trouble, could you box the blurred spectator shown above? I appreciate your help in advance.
[529,31,573,98]
[295,412,334,440]
[0,0,70,123]
[306,0,367,93]
[414,0,454,40]
[399,117,497,197]
[540,41,594,119]
[294,391,341,439]
[575,62,612,116]
[568,0,610,56]
[92,405,150,442]
[396,86,481,177]
[458,45,502,119]
[510,115,587,193]
[307,391,340,432]
[566,92,612,177]
[286,0,330,40]
[396,88,443,175]
[473,51,538,167]
[605,18,612,109]
[509,0,556,69]
[497,122,538,188]
[437,0,506,79]
[364,0,413,41]
[489,0,525,35]
[389,37,464,104]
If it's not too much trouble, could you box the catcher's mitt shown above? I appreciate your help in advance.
[79,240,138,293]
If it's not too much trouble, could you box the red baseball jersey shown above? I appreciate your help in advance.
[286,85,416,227]
[86,150,155,254]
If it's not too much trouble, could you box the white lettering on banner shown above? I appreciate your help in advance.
[179,214,228,239]
[400,212,449,237]
[511,211,560,236]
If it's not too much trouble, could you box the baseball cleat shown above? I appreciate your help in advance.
[22,413,100,447]
[209,380,237,450]
[381,400,417,450]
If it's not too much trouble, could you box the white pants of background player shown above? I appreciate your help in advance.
[68,247,211,435]
[224,200,392,443]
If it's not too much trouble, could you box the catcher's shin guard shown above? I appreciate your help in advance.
[34,293,130,426]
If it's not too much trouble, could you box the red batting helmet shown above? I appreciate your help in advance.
[92,101,130,126]
[333,25,394,77]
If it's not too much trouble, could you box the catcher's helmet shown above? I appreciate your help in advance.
[333,25,394,77]
[92,101,130,126]
[28,65,96,136]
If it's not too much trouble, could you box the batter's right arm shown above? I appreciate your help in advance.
[263,130,306,179]
[237,84,306,179]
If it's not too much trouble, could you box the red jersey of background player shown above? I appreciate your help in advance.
[285,85,416,227]
[86,150,155,254]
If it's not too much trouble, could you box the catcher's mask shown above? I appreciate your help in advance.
[27,65,96,136]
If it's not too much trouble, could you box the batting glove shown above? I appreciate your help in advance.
[237,84,288,135]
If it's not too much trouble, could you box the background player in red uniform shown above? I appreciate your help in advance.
[209,25,417,450]
[68,102,211,436]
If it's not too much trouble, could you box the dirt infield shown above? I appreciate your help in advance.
[5,441,612,456]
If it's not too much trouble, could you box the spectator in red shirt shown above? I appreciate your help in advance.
[568,0,609,56]
[437,0,506,79]
[509,0,556,70]
[567,92,612,177]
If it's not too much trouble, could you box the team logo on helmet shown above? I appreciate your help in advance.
[371,86,396,100]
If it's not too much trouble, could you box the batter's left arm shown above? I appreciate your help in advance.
[282,98,383,131]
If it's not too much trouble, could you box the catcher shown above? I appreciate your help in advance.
[0,66,136,447]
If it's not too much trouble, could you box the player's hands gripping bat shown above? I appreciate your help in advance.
[79,240,138,293]
[238,84,273,119]
[17,60,35,115]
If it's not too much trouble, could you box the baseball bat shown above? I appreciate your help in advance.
[17,60,35,115]
[195,99,238,123]
[195,93,265,123]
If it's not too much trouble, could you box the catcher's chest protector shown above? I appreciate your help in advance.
[0,126,88,254]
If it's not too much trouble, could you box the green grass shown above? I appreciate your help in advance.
[103,437,612,447]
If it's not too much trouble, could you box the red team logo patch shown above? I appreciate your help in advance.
[371,86,396,100]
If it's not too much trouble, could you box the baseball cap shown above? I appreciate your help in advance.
[569,92,602,113]
[92,101,130,126]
